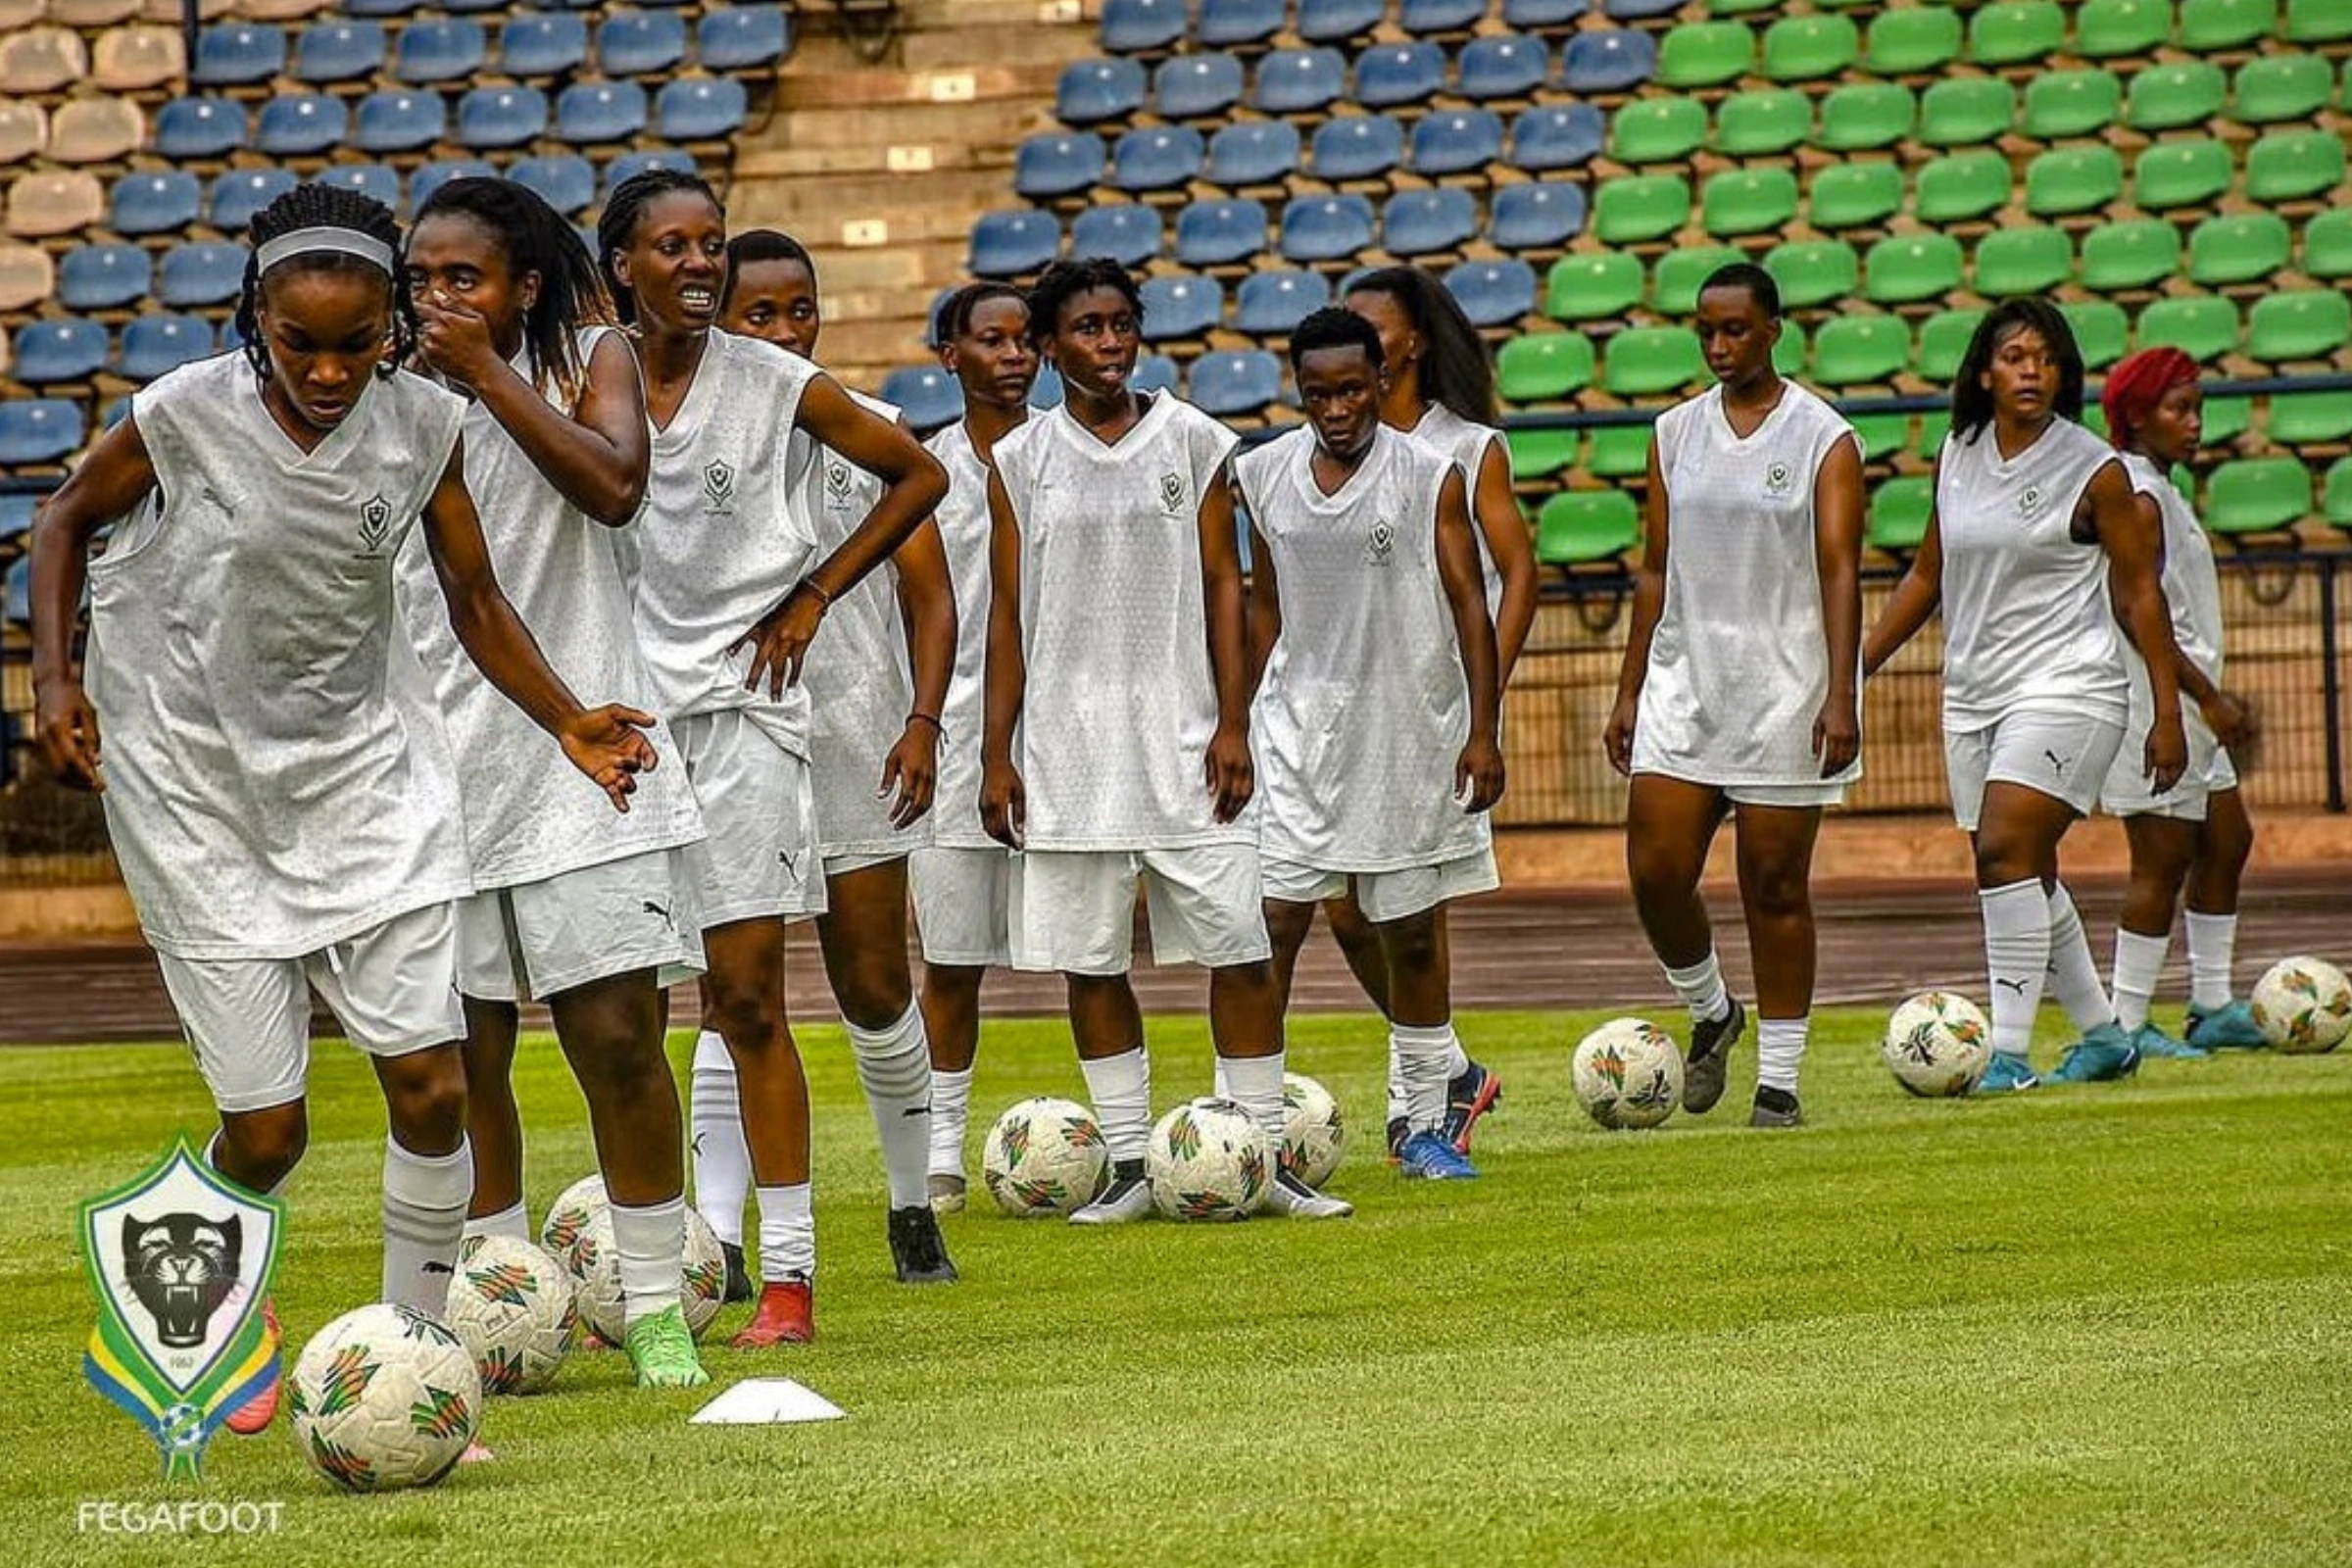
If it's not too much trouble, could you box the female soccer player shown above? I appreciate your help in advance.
[599,171,947,1345]
[1241,308,1505,1180]
[981,257,1348,1222]
[2097,349,2264,1054]
[911,280,1036,1211]
[399,176,709,1386]
[1602,264,1865,1128]
[29,183,659,1414]
[700,228,958,1286]
[1864,299,2186,1092]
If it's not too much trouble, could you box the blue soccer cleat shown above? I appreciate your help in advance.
[2130,1021,2208,1060]
[2048,1022,2142,1083]
[1396,1129,1478,1180]
[2185,1000,2269,1051]
[1974,1053,2041,1094]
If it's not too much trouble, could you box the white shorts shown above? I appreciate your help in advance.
[456,847,707,1004]
[1010,844,1271,976]
[1261,844,1501,924]
[2101,705,2236,822]
[156,902,466,1114]
[823,848,908,879]
[1635,768,1850,810]
[910,845,1013,967]
[673,709,827,928]
[1944,708,2127,832]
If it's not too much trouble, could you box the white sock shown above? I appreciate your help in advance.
[1664,950,1733,1027]
[383,1136,472,1318]
[1212,1059,1230,1099]
[2184,911,2237,1008]
[462,1200,529,1246]
[1079,1046,1152,1166]
[848,1004,936,1211]
[754,1183,814,1284]
[1756,1015,1807,1093]
[609,1196,685,1327]
[2044,884,2115,1033]
[1219,1051,1289,1157]
[1390,1022,1455,1135]
[1982,880,2053,1061]
[1385,1062,1406,1130]
[2111,928,2172,1032]
[1440,1038,1472,1078]
[929,1066,973,1179]
[689,1029,751,1249]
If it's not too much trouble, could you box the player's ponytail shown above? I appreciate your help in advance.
[1345,265,1495,427]
[414,176,611,408]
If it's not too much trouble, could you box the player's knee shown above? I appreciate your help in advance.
[1264,900,1316,950]
[1323,897,1373,950]
[1628,842,1699,906]
[221,1105,308,1189]
[1745,861,1811,921]
[1380,914,1444,975]
[835,964,912,1032]
[703,985,782,1056]
[383,1050,467,1145]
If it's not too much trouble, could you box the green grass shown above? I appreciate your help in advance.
[5,1009,2350,1567]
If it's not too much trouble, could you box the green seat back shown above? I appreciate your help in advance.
[2079,220,2183,293]
[2180,0,2278,52]
[1611,97,1709,165]
[2322,456,2352,526]
[1657,21,1755,88]
[1544,253,1643,322]
[2286,0,2352,42]
[2186,212,2292,286]
[1651,244,1745,314]
[1918,77,2015,147]
[1814,81,1915,151]
[2204,457,2313,535]
[1601,325,1705,397]
[2244,129,2346,202]
[2234,52,2333,123]
[1865,6,1963,74]
[1503,426,1581,478]
[1915,151,2012,224]
[2246,290,2352,362]
[1496,331,1597,402]
[1593,173,1691,245]
[1762,13,1859,82]
[2022,69,2124,139]
[1806,164,1903,231]
[2265,392,2352,447]
[2300,208,2352,279]
[2058,299,2131,368]
[1974,225,2073,297]
[1715,88,1812,156]
[1970,0,2066,66]
[2132,138,2233,211]
[1587,423,1653,478]
[2076,0,2173,58]
[2127,62,2230,130]
[1536,490,1642,564]
[2136,295,2240,362]
[2025,145,2125,218]
[1701,166,1799,237]
[1764,237,1861,309]
[1867,475,1935,553]
[1812,314,1910,387]
[1917,309,1986,381]
[1863,232,1965,305]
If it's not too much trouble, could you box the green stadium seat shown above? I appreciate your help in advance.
[2059,299,2131,368]
[1611,97,1709,164]
[2079,220,2183,292]
[2285,0,2352,42]
[2080,403,2113,440]
[1706,0,1779,14]
[1970,1,2066,67]
[2302,209,2352,280]
[2187,212,2292,286]
[2246,290,2352,362]
[2180,0,2278,51]
[1657,22,1754,89]
[2132,138,2233,210]
[1593,173,1691,245]
[2267,391,2352,447]
[2244,129,2346,203]
[2137,295,2240,362]
[2325,457,2352,527]
[1496,330,1596,401]
[1765,239,1861,308]
[2233,53,2332,123]
[1806,164,1903,231]
[1761,14,1858,82]
[2022,70,2124,140]
[2205,397,2254,442]
[1919,409,1953,457]
[1865,7,1962,75]
[1701,167,1799,237]
[1536,490,1642,566]
[1915,151,2013,224]
[2127,62,2230,130]
[1974,225,2073,297]
[1918,77,2015,147]
[1918,309,1986,380]
[2076,0,2173,59]
[1588,423,1653,477]
[1864,233,1966,305]
[1652,244,1746,314]
[1815,82,1915,151]
[2025,145,2125,218]
[2204,457,2312,535]
[1850,413,1911,463]
[1602,325,1705,397]
[1504,426,1580,478]
[1544,253,1643,322]
[1868,475,1935,554]
[1812,314,1909,387]
[1773,321,1807,378]
[1714,88,1811,156]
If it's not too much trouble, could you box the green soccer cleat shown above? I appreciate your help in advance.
[624,1303,710,1390]
[2185,1000,2269,1051]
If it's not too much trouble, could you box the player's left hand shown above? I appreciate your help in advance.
[1204,720,1254,823]
[878,720,938,829]
[1812,693,1860,779]
[2145,711,2188,795]
[558,704,658,812]
[729,583,827,700]
[415,289,503,390]
[1455,735,1505,813]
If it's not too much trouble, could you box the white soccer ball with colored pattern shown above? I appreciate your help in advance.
[537,1175,605,1267]
[551,1176,729,1344]
[2252,956,2352,1054]
[982,1097,1109,1217]
[444,1234,575,1396]
[1882,991,1993,1097]
[1280,1072,1346,1188]
[1147,1097,1272,1221]
[287,1302,481,1494]
[1571,1018,1684,1129]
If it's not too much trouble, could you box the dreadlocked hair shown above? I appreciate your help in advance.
[1345,265,1496,426]
[597,168,722,326]
[1025,257,1143,346]
[235,181,411,382]
[413,176,612,410]
[933,281,1027,348]
[721,228,815,309]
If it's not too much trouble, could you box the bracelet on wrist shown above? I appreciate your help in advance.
[799,577,834,610]
[907,710,944,736]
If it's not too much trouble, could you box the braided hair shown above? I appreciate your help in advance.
[596,168,722,326]
[413,175,612,407]
[932,280,1026,348]
[234,181,412,381]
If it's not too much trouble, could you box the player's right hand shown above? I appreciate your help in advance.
[1602,693,1639,778]
[558,704,659,812]
[980,758,1026,849]
[34,676,103,792]
[1456,735,1505,813]
[729,583,827,701]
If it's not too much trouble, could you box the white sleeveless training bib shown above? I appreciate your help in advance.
[1404,402,1508,620]
[924,418,1004,852]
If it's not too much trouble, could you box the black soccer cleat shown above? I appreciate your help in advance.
[888,1205,959,1285]
[1683,996,1746,1115]
[718,1240,754,1304]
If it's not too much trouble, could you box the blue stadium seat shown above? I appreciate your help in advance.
[1400,0,1487,33]
[294,21,385,84]
[1027,363,1063,408]
[1299,0,1385,43]
[1458,34,1549,100]
[4,559,25,627]
[0,493,33,545]
[1204,120,1300,187]
[1384,187,1479,257]
[1446,258,1538,327]
[1059,58,1148,124]
[697,5,790,72]
[318,164,403,211]
[1132,354,1181,396]
[1100,0,1185,53]
[601,10,688,75]
[1252,48,1347,114]
[1604,0,1681,16]
[1199,0,1285,48]
[1173,197,1268,267]
[454,86,549,150]
[109,172,202,237]
[157,241,246,308]
[501,11,590,77]
[658,77,748,141]
[1189,350,1282,417]
[557,82,649,145]
[1137,273,1223,342]
[342,0,425,14]
[1154,53,1244,120]
[208,168,295,233]
[0,400,85,466]
[1069,202,1162,266]
[153,97,246,162]
[191,24,285,87]
[881,366,962,432]
[118,314,214,380]
[57,243,151,311]
[969,208,1061,277]
[1234,268,1329,335]
[602,149,696,202]
[1311,114,1404,180]
[394,17,486,83]
[256,92,349,158]
[1013,131,1106,199]
[1506,0,1591,26]
[1281,193,1377,262]
[1490,180,1587,249]
[1110,124,1203,192]
[1355,42,1447,109]
[1510,102,1604,170]
[13,318,109,384]
[1410,109,1503,175]
[508,154,597,217]
[411,160,497,211]
[218,316,248,352]
[355,89,449,154]
[1560,27,1656,93]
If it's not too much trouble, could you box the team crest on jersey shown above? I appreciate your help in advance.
[356,493,392,556]
[2018,482,2045,517]
[825,460,853,499]
[1158,471,1186,514]
[704,460,737,514]
[1764,461,1793,497]
[1365,516,1396,565]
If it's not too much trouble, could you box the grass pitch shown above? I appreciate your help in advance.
[4,1006,2349,1568]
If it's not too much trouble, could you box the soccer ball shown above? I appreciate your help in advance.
[1146,1097,1271,1221]
[1882,991,1992,1097]
[2251,956,2352,1054]
[1280,1072,1346,1188]
[981,1097,1109,1217]
[552,1176,730,1344]
[1571,1018,1684,1130]
[537,1174,604,1267]
[444,1234,575,1396]
[287,1303,481,1494]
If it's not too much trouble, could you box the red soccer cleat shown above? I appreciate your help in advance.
[727,1280,813,1348]
[224,1299,281,1436]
